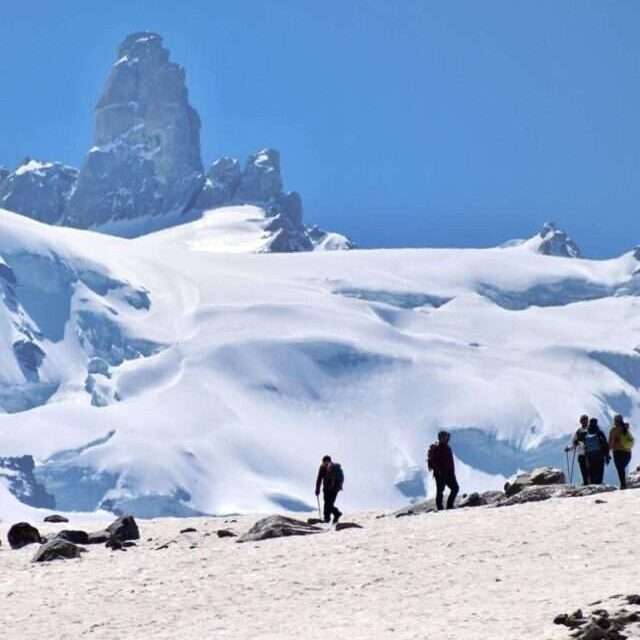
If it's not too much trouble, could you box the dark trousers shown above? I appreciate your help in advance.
[323,490,340,523]
[613,450,631,489]
[586,452,605,484]
[435,471,459,510]
[577,455,589,485]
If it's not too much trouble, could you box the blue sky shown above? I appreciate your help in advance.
[0,1,638,256]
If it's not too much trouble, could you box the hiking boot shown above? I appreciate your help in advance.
[332,510,342,525]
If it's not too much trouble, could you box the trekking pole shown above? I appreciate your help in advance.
[316,495,322,520]
[570,449,576,485]
[565,449,570,485]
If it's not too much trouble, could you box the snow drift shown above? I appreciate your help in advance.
[0,208,638,517]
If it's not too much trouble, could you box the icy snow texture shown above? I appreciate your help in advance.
[0,208,639,516]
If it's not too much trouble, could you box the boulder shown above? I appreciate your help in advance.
[43,514,69,523]
[32,539,86,562]
[86,530,111,545]
[8,522,42,549]
[216,529,236,538]
[237,515,324,543]
[504,467,565,497]
[106,515,140,541]
[55,530,90,545]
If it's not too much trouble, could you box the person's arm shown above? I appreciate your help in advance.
[608,428,615,451]
[600,432,610,460]
[315,466,324,495]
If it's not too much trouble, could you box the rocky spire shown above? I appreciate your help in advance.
[65,32,204,227]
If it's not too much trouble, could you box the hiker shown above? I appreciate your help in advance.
[427,430,459,510]
[609,414,634,489]
[584,418,610,484]
[315,455,344,524]
[565,414,590,485]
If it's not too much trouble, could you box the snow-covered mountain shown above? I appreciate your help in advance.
[1,207,638,517]
[0,32,350,253]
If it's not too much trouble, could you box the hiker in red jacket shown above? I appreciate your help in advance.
[427,430,459,510]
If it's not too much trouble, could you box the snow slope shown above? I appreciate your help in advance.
[1,206,639,516]
[2,492,640,640]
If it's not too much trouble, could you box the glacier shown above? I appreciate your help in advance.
[0,206,638,517]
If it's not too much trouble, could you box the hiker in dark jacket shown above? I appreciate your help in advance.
[584,418,610,484]
[427,430,459,510]
[566,414,590,485]
[315,455,343,524]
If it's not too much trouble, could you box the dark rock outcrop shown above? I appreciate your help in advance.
[504,467,566,497]
[536,222,581,258]
[195,156,241,208]
[66,32,204,227]
[196,148,318,252]
[495,483,615,507]
[0,455,55,509]
[0,159,78,224]
[32,538,85,562]
[8,522,42,549]
[237,515,324,543]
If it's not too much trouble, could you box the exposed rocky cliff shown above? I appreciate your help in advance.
[65,32,204,227]
[0,159,77,224]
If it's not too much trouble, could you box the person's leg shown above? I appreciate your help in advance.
[622,451,631,489]
[578,456,589,485]
[615,451,631,489]
[434,473,445,511]
[613,451,625,488]
[446,475,459,509]
[591,454,604,484]
[323,491,336,523]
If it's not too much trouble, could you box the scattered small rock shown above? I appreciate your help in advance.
[106,537,125,551]
[43,515,69,523]
[217,529,236,538]
[180,527,197,534]
[8,522,42,549]
[335,522,363,531]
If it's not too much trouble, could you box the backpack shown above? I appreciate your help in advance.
[331,464,344,491]
[584,430,604,455]
[427,443,437,471]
